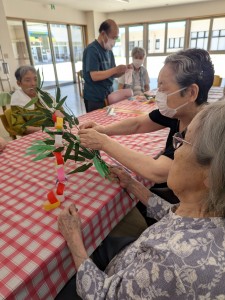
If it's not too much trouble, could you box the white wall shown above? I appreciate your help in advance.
[3,0,87,25]
[108,0,225,24]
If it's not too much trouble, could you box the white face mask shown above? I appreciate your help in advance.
[132,59,144,69]
[103,35,116,51]
[156,87,187,118]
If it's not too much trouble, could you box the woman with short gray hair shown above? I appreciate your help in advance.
[57,100,225,299]
[118,46,150,95]
[11,65,63,135]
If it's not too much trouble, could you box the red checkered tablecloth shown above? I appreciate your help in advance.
[0,100,168,299]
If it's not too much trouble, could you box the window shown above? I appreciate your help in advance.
[168,37,184,49]
[190,31,208,49]
[148,23,165,54]
[128,25,144,58]
[113,27,126,65]
[190,19,210,50]
[167,21,185,53]
[155,39,160,50]
[211,17,225,51]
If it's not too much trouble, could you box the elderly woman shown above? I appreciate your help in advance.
[118,47,150,95]
[57,100,225,299]
[11,65,63,135]
[79,48,214,208]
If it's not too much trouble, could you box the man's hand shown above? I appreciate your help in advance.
[114,64,128,77]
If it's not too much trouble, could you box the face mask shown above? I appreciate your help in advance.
[103,35,116,51]
[132,59,144,69]
[156,87,187,118]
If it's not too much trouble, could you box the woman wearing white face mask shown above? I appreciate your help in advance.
[79,49,214,224]
[118,47,150,96]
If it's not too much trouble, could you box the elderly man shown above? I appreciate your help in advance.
[83,19,128,112]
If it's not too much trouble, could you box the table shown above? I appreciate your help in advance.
[207,86,224,102]
[0,99,168,299]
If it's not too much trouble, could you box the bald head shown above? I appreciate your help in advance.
[99,19,119,36]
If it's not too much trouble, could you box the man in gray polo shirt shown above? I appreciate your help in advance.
[83,19,127,112]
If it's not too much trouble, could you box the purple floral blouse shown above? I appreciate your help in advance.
[76,196,225,299]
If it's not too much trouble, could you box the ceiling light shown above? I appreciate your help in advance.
[115,0,129,3]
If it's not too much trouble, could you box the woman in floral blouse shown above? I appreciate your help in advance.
[57,100,225,299]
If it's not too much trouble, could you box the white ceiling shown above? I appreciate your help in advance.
[25,0,220,13]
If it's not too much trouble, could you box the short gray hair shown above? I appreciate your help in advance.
[15,65,37,82]
[192,100,225,216]
[165,48,214,105]
[131,47,146,58]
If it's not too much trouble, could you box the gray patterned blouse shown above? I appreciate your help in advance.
[76,196,225,299]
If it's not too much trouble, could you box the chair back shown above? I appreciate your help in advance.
[107,88,133,105]
[0,92,11,112]
[77,70,84,98]
[213,75,222,87]
[0,108,17,139]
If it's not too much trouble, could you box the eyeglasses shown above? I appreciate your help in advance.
[173,132,192,149]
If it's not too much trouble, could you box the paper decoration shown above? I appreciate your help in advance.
[24,81,110,212]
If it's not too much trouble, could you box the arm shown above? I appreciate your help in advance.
[58,205,88,270]
[80,114,164,136]
[79,129,172,183]
[109,166,151,206]
[144,83,150,92]
[90,64,127,82]
[58,205,179,300]
[11,106,43,135]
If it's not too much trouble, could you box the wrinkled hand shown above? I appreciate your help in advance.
[0,137,7,152]
[58,204,82,244]
[79,128,107,150]
[79,121,99,130]
[109,166,134,189]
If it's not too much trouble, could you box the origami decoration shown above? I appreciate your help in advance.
[24,71,109,210]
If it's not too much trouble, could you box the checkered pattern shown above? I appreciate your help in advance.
[0,100,168,299]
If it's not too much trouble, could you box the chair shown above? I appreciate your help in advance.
[106,88,133,106]
[0,92,11,112]
[76,70,84,99]
[213,75,222,87]
[0,108,17,139]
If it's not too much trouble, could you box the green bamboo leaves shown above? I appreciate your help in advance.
[24,82,109,178]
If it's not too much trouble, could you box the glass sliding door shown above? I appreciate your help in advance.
[71,25,85,72]
[50,24,73,84]
[148,23,166,54]
[7,20,30,68]
[189,19,210,50]
[113,27,126,65]
[27,22,56,87]
[167,21,185,53]
[210,17,225,51]
[128,25,144,63]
